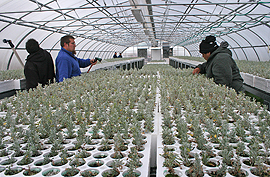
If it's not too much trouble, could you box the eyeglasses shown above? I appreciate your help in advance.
[66,42,75,45]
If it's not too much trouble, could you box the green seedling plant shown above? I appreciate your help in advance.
[252,157,270,176]
[162,151,181,176]
[213,163,227,177]
[228,156,245,176]
[187,153,204,177]
[179,142,192,167]
[126,147,141,176]
[220,149,233,166]
[162,126,175,145]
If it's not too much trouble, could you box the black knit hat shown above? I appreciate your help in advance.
[199,35,218,54]
[26,39,40,54]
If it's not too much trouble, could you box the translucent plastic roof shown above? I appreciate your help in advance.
[0,0,269,70]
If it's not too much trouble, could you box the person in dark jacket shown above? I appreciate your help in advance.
[192,35,244,93]
[118,53,122,58]
[24,39,55,90]
[113,52,117,58]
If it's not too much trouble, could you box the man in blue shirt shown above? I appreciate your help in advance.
[55,35,97,82]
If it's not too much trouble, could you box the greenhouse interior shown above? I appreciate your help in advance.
[0,0,270,177]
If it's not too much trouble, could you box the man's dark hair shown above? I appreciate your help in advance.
[60,35,75,47]
[26,39,40,54]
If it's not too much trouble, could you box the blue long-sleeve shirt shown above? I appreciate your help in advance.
[55,47,91,82]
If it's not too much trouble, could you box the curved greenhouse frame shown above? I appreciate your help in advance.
[0,0,269,70]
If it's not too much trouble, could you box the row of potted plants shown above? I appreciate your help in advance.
[157,67,270,176]
[0,66,159,176]
[174,56,270,79]
[1,57,269,82]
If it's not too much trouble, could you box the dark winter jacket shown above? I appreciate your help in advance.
[24,48,55,90]
[197,41,244,92]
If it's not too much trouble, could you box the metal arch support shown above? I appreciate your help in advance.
[105,44,118,59]
[247,28,269,61]
[235,32,260,61]
[83,41,102,59]
[82,41,99,59]
[222,35,248,61]
[100,43,114,60]
[90,42,107,59]
[76,39,94,57]
[120,47,129,56]
[95,43,112,59]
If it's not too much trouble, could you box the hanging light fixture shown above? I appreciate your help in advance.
[131,8,145,23]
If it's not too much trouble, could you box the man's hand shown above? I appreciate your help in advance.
[90,59,97,65]
[192,68,200,75]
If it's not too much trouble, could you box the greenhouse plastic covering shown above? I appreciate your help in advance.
[0,0,269,70]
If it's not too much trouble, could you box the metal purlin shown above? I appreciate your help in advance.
[88,42,105,59]
[3,0,57,70]
[180,2,269,59]
[0,0,269,68]
[43,1,127,60]
[222,34,248,61]
[95,43,112,59]
[105,45,117,60]
[235,32,260,62]
[177,2,265,47]
[82,41,102,59]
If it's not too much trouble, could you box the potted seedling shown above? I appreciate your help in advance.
[144,113,154,133]
[228,129,238,143]
[98,138,112,151]
[126,147,142,168]
[250,157,270,176]
[69,154,86,167]
[77,149,91,158]
[34,156,51,166]
[162,151,181,177]
[112,132,126,159]
[0,147,9,157]
[162,127,175,145]
[23,166,41,176]
[207,163,227,177]
[75,121,87,149]
[196,135,207,150]
[65,117,76,139]
[92,125,102,139]
[186,153,204,177]
[61,165,80,176]
[179,142,192,167]
[81,169,99,177]
[236,142,249,157]
[228,156,247,176]
[102,159,122,177]
[220,148,234,166]
[201,151,213,167]
[244,141,261,166]
[4,166,23,175]
[17,149,33,165]
[132,124,146,150]
[0,156,17,165]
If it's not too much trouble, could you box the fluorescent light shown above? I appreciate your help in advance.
[131,8,145,22]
